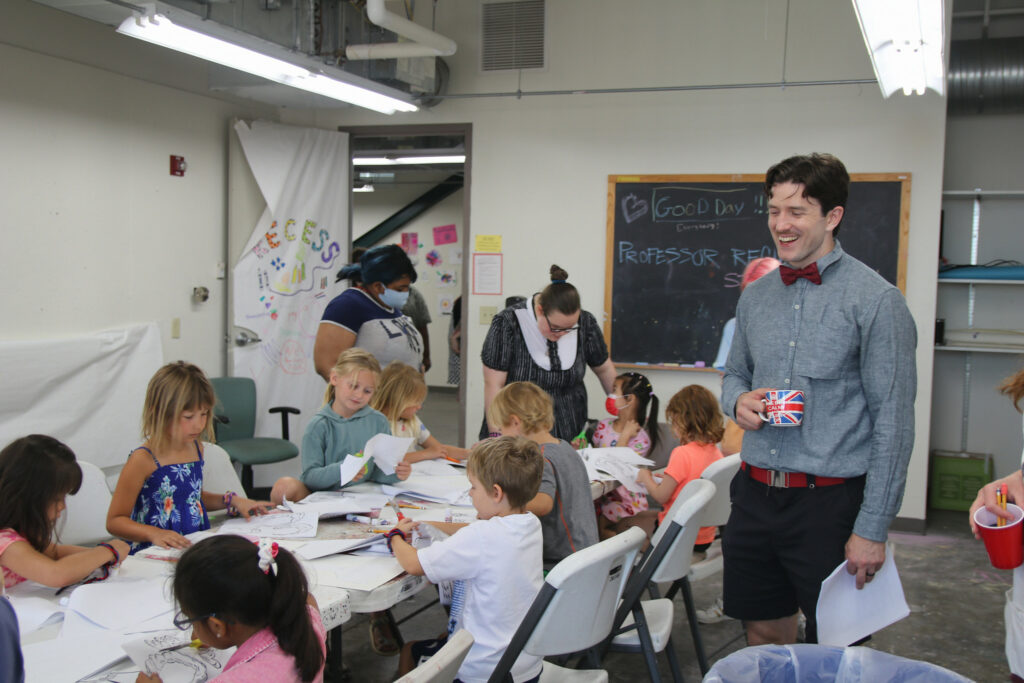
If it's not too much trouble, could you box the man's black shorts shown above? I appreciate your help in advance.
[722,468,865,643]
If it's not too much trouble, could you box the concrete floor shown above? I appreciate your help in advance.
[329,388,1007,682]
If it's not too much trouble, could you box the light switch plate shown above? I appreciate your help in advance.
[479,306,497,325]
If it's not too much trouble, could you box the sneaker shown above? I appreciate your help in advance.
[696,596,735,624]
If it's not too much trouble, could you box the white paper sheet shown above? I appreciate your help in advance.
[816,543,910,646]
[339,452,371,487]
[5,581,65,634]
[23,632,127,683]
[310,554,406,592]
[134,530,217,562]
[285,490,390,518]
[217,508,319,539]
[295,536,387,560]
[122,630,235,683]
[580,446,654,468]
[365,433,414,475]
[382,474,471,506]
[410,459,462,477]
[65,578,174,632]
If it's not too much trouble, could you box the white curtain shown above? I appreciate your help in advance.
[232,120,349,449]
[0,323,163,468]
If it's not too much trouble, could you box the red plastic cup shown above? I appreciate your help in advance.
[974,503,1024,570]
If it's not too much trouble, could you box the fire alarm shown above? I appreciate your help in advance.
[170,155,187,177]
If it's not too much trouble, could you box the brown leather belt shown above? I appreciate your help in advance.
[741,462,847,488]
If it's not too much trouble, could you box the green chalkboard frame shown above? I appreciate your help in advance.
[604,173,911,371]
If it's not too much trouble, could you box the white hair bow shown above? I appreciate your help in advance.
[257,539,279,576]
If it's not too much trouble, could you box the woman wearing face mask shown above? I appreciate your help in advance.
[480,265,617,442]
[314,244,423,380]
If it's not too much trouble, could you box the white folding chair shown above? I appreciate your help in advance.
[201,442,246,496]
[488,526,647,683]
[668,454,742,674]
[601,479,716,683]
[394,629,474,683]
[59,461,112,545]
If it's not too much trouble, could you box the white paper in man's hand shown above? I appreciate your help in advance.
[364,434,414,475]
[816,542,909,646]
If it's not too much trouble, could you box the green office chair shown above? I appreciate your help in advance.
[210,377,299,497]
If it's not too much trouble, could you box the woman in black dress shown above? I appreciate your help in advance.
[480,265,617,441]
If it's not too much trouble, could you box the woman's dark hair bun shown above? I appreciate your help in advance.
[549,265,569,282]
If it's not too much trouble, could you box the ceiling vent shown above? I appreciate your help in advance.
[481,0,545,71]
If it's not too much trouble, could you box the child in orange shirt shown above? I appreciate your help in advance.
[636,385,724,550]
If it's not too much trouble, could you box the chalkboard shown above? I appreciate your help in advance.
[603,174,911,370]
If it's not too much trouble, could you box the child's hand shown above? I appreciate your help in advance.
[619,419,641,444]
[235,498,274,519]
[137,673,163,683]
[635,468,654,490]
[149,528,191,549]
[571,435,588,449]
[396,518,418,535]
[351,466,368,484]
[395,461,412,480]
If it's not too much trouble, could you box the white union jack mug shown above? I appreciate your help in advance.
[758,390,805,426]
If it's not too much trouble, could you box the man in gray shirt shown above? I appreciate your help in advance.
[721,153,917,646]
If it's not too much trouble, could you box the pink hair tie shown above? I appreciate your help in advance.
[256,539,279,575]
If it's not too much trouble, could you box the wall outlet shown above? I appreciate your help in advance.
[171,318,181,339]
[479,306,498,325]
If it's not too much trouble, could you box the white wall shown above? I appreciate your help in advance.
[353,186,466,387]
[934,114,1024,477]
[0,2,275,379]
[282,0,948,525]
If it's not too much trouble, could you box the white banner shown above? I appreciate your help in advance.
[232,121,349,457]
[0,323,163,468]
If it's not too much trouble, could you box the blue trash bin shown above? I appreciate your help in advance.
[703,645,971,683]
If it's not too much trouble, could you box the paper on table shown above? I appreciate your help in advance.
[383,474,471,505]
[296,535,387,560]
[365,433,414,475]
[310,554,406,592]
[816,543,909,646]
[5,581,65,634]
[289,491,391,518]
[23,632,126,683]
[122,629,235,683]
[411,459,462,477]
[65,578,174,631]
[135,530,217,562]
[218,508,319,539]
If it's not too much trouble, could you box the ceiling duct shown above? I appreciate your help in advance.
[345,0,456,60]
[948,37,1024,114]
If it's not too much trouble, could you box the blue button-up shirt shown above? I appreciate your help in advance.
[722,242,917,542]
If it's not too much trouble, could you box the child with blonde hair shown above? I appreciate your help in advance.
[1,435,129,590]
[636,385,724,548]
[108,362,271,554]
[390,436,545,682]
[371,362,468,464]
[271,349,410,505]
[488,381,597,565]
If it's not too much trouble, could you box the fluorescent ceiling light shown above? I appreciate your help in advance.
[353,184,376,192]
[851,0,945,97]
[353,155,466,166]
[117,12,418,114]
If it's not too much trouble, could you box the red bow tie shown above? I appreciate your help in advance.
[779,263,822,286]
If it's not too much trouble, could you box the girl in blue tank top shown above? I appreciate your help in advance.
[107,362,273,554]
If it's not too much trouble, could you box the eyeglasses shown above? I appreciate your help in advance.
[173,610,216,630]
[543,312,579,334]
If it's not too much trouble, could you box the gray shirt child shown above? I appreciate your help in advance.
[538,440,599,563]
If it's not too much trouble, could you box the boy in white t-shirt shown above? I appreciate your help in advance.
[389,436,545,683]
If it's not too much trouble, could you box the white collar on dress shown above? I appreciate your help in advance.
[514,296,577,371]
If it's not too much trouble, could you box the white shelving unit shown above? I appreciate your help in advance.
[936,190,1024,453]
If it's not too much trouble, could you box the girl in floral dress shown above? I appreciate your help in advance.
[592,372,660,539]
[107,362,272,554]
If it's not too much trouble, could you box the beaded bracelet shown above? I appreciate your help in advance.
[223,491,240,517]
[385,528,407,553]
[98,542,119,566]
[487,432,501,439]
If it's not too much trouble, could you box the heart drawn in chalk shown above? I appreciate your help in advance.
[621,194,649,224]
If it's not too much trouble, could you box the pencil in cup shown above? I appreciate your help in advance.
[999,484,1008,527]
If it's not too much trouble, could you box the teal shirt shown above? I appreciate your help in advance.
[300,404,398,491]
